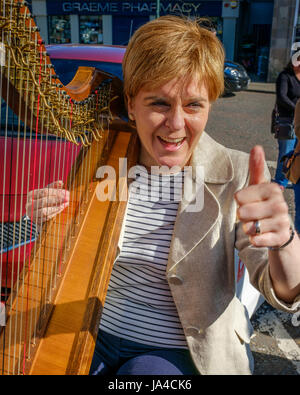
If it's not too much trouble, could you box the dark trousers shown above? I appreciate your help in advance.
[89,329,199,375]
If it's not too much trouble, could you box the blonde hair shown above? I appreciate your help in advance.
[123,15,225,104]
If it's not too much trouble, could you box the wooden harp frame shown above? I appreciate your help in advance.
[0,0,138,375]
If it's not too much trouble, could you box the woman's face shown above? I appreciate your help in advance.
[127,77,211,169]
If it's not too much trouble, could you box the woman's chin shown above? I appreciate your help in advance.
[155,155,186,170]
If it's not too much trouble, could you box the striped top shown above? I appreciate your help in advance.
[100,166,188,349]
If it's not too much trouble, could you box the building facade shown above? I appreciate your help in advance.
[30,0,298,81]
[33,1,224,47]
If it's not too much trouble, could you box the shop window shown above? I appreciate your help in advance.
[48,16,71,44]
[210,17,223,41]
[190,16,223,41]
[79,16,103,44]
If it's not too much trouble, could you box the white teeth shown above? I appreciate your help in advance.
[159,136,184,143]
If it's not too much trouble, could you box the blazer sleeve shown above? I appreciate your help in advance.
[234,162,300,314]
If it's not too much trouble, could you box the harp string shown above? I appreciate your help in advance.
[2,0,13,375]
[11,7,30,374]
[27,40,49,365]
[12,7,28,373]
[59,100,73,274]
[58,96,72,273]
[22,32,42,374]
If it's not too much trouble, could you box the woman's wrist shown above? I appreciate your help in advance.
[268,226,295,251]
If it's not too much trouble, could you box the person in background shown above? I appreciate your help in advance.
[273,59,300,188]
[292,99,300,234]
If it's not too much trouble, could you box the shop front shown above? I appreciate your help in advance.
[45,0,223,46]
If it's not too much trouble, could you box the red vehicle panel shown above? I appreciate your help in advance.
[46,44,126,63]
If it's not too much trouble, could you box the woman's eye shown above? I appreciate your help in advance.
[151,101,169,107]
[188,102,202,108]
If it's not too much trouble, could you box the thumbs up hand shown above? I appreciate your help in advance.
[235,145,291,248]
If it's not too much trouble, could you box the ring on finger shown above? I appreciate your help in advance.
[254,220,261,235]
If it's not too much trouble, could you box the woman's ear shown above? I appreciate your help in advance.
[126,94,135,120]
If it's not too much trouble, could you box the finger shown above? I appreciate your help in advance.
[249,227,291,248]
[235,182,282,206]
[27,187,69,201]
[26,200,69,219]
[47,180,64,189]
[31,195,70,211]
[242,215,290,236]
[249,145,266,186]
[27,180,64,200]
[31,203,68,223]
[237,199,288,222]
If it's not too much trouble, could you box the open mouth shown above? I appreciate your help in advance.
[158,135,186,149]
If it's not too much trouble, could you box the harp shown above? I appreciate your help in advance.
[0,0,138,374]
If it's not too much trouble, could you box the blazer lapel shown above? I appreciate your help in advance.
[167,132,234,272]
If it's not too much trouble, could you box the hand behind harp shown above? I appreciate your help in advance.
[26,180,70,226]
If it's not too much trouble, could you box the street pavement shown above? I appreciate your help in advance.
[205,82,300,375]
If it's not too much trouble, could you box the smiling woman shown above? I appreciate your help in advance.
[27,15,300,376]
[122,16,223,170]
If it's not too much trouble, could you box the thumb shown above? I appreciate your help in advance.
[249,145,266,186]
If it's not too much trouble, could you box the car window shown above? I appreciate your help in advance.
[50,58,123,86]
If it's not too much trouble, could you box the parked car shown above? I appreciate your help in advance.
[46,44,250,97]
[46,44,125,87]
[224,60,251,94]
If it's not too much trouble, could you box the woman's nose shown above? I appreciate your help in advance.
[165,106,185,131]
